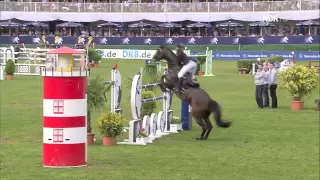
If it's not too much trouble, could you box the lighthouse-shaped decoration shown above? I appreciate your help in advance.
[42,47,89,168]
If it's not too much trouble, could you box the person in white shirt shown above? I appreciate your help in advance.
[254,64,265,108]
[262,65,270,107]
[268,63,278,108]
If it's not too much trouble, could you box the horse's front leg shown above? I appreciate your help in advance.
[159,75,168,93]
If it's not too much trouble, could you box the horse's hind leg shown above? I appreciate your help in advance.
[194,118,207,140]
[203,118,213,140]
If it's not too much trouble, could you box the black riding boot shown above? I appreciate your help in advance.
[176,77,183,92]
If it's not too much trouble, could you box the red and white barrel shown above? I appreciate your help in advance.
[43,75,87,168]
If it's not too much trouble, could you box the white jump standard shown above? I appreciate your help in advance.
[117,73,173,145]
[103,68,122,114]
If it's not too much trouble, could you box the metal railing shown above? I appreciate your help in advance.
[0,1,318,13]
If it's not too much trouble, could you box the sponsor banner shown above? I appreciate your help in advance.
[95,49,319,61]
[212,51,320,61]
[95,49,156,59]
[0,35,319,45]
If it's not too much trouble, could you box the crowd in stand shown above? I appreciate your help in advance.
[0,0,318,36]
[0,24,318,37]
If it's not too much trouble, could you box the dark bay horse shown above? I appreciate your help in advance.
[152,46,231,140]
[152,46,198,93]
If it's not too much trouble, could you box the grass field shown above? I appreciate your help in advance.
[0,60,319,180]
[1,44,319,51]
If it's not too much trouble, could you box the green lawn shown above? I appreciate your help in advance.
[0,60,319,180]
[1,44,319,51]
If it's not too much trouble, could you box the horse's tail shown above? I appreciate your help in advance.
[210,100,231,128]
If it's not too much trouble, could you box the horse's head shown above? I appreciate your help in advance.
[152,45,180,68]
[152,45,173,61]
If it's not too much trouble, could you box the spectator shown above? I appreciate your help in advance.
[274,60,281,70]
[254,64,265,109]
[14,45,22,63]
[268,63,278,108]
[262,65,270,108]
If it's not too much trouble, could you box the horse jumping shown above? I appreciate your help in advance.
[152,46,231,140]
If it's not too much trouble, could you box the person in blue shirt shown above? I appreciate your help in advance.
[274,60,281,70]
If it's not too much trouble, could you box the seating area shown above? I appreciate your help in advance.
[0,1,318,13]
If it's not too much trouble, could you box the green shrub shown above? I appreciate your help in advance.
[279,65,319,101]
[196,63,200,74]
[145,63,157,76]
[197,56,206,65]
[237,60,251,70]
[141,90,156,117]
[92,52,101,64]
[262,56,284,63]
[171,116,180,124]
[197,55,206,72]
[4,59,15,75]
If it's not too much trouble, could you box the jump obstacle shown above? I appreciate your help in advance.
[118,72,174,145]
[103,68,122,114]
[0,47,85,77]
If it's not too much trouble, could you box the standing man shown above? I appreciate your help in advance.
[262,65,270,107]
[254,64,265,109]
[269,63,278,108]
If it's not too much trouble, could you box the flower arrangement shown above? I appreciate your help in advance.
[97,112,125,137]
[279,65,319,101]
[171,116,181,124]
[170,116,182,133]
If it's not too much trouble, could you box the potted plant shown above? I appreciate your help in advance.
[237,60,251,74]
[197,56,206,76]
[136,132,148,144]
[170,116,182,133]
[315,99,320,111]
[97,111,125,146]
[279,65,319,111]
[87,76,108,144]
[4,59,15,80]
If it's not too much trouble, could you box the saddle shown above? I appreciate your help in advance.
[180,73,200,91]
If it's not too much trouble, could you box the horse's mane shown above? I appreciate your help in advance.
[163,47,177,58]
[162,47,182,68]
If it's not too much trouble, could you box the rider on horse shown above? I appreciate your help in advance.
[176,44,198,92]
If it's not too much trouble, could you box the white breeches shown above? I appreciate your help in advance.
[178,60,197,78]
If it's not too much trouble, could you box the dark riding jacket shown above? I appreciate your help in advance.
[176,49,190,65]
[176,49,197,65]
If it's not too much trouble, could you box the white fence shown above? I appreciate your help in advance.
[0,47,85,76]
[0,1,318,13]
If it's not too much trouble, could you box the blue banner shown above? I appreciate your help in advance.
[212,51,320,61]
[0,35,319,45]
